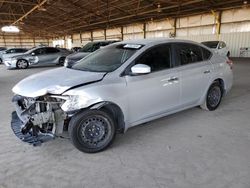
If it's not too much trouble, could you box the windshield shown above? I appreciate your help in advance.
[24,47,37,54]
[71,44,141,72]
[79,42,97,52]
[201,41,219,49]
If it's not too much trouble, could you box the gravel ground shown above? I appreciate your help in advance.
[0,59,250,188]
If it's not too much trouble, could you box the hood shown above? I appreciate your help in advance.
[67,52,90,60]
[12,53,30,59]
[12,67,106,97]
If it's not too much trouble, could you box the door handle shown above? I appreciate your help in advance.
[168,77,179,82]
[204,70,211,74]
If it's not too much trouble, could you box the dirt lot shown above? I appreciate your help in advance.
[0,59,250,188]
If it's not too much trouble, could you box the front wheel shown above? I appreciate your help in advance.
[58,57,65,66]
[16,59,29,69]
[201,82,223,111]
[69,110,116,153]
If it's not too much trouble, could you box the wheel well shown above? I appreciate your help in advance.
[96,102,125,133]
[17,59,28,63]
[214,78,225,95]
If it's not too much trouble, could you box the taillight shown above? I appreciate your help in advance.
[226,59,233,70]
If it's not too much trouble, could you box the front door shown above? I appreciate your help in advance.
[125,44,181,125]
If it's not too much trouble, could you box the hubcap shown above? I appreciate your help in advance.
[17,60,27,68]
[208,86,221,107]
[78,116,110,148]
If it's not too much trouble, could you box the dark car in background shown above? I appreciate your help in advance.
[4,46,71,69]
[71,47,81,52]
[64,40,119,67]
[0,47,7,51]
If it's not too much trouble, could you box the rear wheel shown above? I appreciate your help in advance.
[69,110,116,153]
[0,58,2,64]
[201,82,223,111]
[16,59,29,69]
[227,52,230,57]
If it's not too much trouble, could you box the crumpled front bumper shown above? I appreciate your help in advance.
[11,111,54,146]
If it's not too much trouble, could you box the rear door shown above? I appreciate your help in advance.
[173,43,212,107]
[31,47,58,65]
[43,47,61,64]
[125,44,181,124]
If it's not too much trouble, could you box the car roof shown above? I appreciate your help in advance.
[201,41,220,43]
[118,38,203,46]
[32,46,55,50]
[7,47,26,50]
[90,40,119,44]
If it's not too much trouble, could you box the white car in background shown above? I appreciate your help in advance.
[201,41,230,57]
[0,48,28,64]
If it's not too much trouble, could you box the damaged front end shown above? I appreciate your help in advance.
[11,95,67,146]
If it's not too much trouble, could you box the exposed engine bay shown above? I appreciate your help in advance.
[11,95,67,146]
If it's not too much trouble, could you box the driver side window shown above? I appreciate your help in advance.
[33,48,45,55]
[135,44,171,72]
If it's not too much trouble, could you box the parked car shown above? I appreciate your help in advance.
[201,41,230,57]
[0,47,7,51]
[64,40,119,67]
[3,46,71,69]
[0,47,7,63]
[0,48,28,64]
[71,47,81,52]
[11,39,233,153]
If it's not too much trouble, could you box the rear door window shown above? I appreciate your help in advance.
[46,47,60,54]
[201,47,212,60]
[175,43,203,66]
[16,48,27,53]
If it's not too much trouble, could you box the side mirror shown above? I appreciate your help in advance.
[31,52,35,56]
[131,64,151,75]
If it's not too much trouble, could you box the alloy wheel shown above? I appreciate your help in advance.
[17,60,28,69]
[207,86,221,108]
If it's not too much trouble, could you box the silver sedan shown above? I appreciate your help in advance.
[11,39,233,153]
[4,47,71,69]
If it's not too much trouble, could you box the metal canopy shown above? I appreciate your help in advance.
[0,0,246,37]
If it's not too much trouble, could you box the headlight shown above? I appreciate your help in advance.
[61,95,97,112]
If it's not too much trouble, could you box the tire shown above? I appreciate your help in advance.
[16,59,29,69]
[0,58,2,64]
[227,52,230,57]
[58,57,65,66]
[69,109,116,153]
[201,82,223,111]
